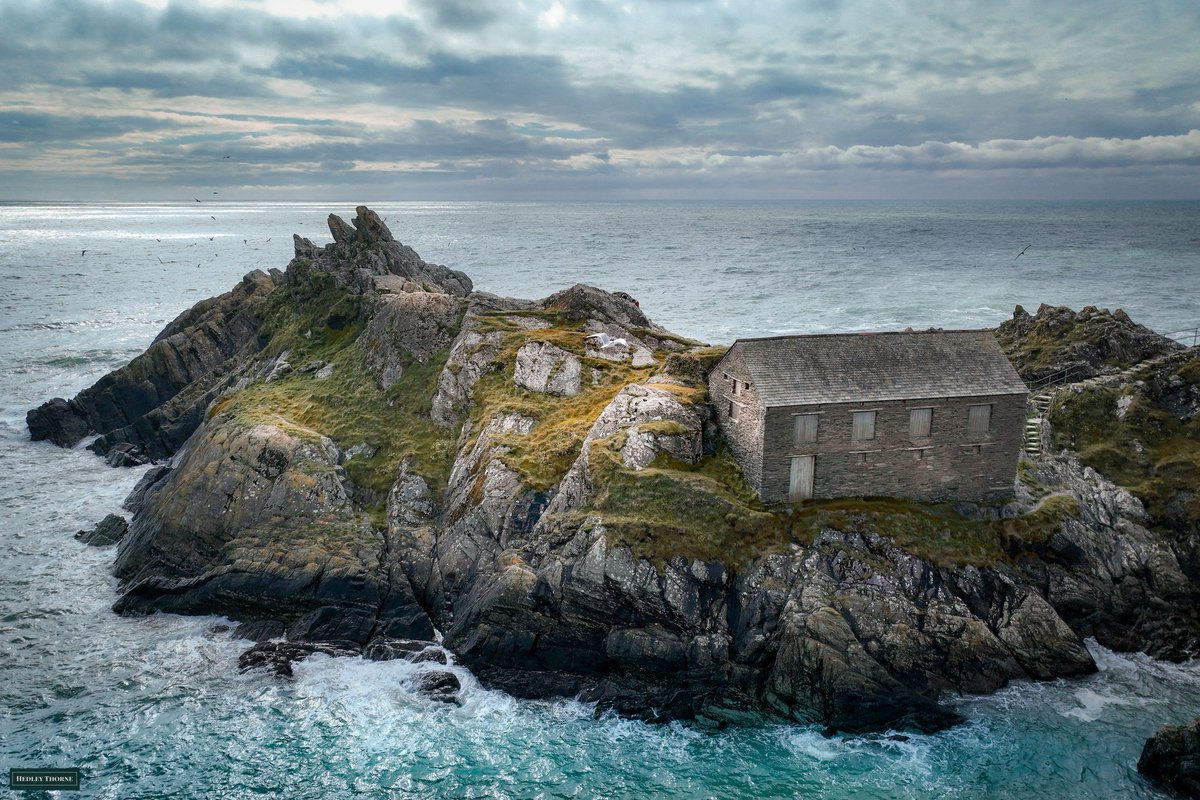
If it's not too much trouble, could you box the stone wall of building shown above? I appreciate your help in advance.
[708,350,765,493]
[756,393,1028,504]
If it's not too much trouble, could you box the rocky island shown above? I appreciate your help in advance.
[30,207,1200,738]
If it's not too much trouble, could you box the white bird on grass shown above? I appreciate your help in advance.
[586,332,629,350]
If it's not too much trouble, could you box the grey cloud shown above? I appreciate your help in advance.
[0,0,1197,199]
[0,110,180,143]
[415,0,500,31]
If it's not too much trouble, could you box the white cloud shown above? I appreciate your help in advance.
[537,1,565,29]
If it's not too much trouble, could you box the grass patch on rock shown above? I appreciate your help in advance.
[786,495,1079,567]
[214,278,459,499]
[582,439,787,566]
[465,324,658,491]
[1049,368,1200,532]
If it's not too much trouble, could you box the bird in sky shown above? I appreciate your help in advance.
[212,191,219,195]
[1015,244,1032,259]
[586,332,629,350]
[80,249,87,256]
[210,216,216,221]
[194,198,201,203]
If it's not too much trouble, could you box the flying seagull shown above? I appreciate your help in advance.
[194,198,201,203]
[80,249,87,256]
[210,216,216,221]
[1015,244,1032,259]
[586,332,629,350]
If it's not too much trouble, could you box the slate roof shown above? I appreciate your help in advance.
[730,329,1028,407]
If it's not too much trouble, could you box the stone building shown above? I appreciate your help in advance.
[709,330,1029,504]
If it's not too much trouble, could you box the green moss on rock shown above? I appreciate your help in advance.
[583,439,787,566]
[1049,366,1200,533]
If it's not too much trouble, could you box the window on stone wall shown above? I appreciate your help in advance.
[793,414,818,446]
[967,404,992,438]
[729,400,737,421]
[909,407,933,438]
[731,379,739,395]
[852,411,876,441]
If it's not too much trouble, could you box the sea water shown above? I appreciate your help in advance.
[2,200,1200,798]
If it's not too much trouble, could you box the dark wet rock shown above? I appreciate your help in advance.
[122,465,171,516]
[1139,718,1200,797]
[238,640,360,678]
[1013,454,1200,660]
[363,638,438,662]
[27,270,277,458]
[410,647,449,665]
[75,514,128,546]
[26,397,89,448]
[411,669,462,704]
[103,442,150,467]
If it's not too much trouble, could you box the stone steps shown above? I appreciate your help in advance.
[1024,393,1053,457]
[1021,346,1196,460]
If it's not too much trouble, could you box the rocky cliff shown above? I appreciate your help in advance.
[32,208,1200,734]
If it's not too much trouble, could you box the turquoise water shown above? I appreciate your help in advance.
[3,201,1200,798]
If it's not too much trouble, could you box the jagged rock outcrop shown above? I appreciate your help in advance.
[36,215,1200,734]
[1013,454,1200,659]
[110,419,434,642]
[112,418,432,645]
[997,302,1180,384]
[431,293,538,426]
[27,270,279,459]
[1139,718,1200,797]
[545,284,650,328]
[289,206,472,297]
[439,489,1094,731]
[28,206,471,461]
[75,513,129,546]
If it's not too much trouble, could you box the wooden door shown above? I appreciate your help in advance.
[789,455,814,501]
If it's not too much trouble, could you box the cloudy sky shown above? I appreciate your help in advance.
[2,0,1198,200]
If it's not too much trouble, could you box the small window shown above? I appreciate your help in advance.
[967,404,992,438]
[731,379,739,396]
[909,408,932,438]
[728,400,737,421]
[793,414,818,446]
[852,411,876,441]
